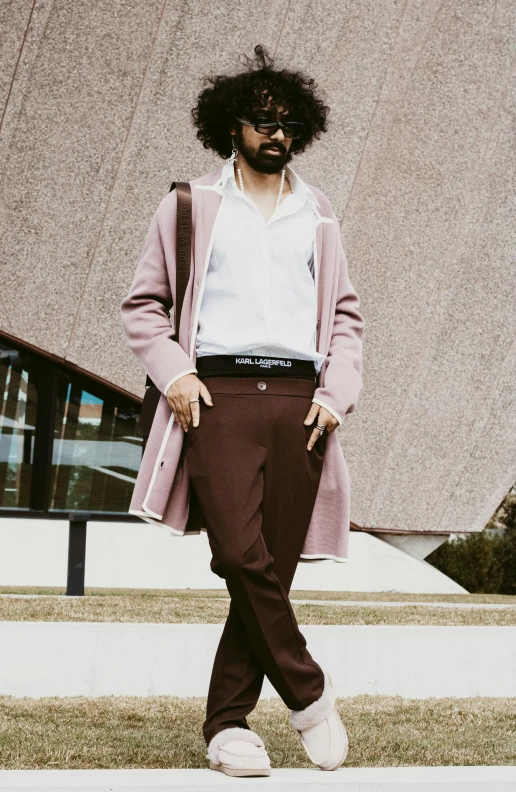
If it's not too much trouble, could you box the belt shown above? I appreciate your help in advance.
[195,354,317,379]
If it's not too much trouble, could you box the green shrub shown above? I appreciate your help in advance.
[427,527,516,594]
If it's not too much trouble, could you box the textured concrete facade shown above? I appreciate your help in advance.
[1,1,515,536]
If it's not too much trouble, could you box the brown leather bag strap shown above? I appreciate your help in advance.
[143,181,192,390]
[170,181,192,335]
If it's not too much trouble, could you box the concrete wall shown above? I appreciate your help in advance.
[0,517,467,594]
[1,0,515,536]
[3,622,514,698]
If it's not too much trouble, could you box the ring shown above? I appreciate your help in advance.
[315,423,325,431]
[188,398,200,403]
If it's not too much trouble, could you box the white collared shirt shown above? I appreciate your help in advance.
[194,158,327,373]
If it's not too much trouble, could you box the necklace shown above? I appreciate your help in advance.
[236,166,289,212]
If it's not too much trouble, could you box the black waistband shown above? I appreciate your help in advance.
[195,354,317,379]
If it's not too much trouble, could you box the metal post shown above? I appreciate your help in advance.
[30,366,59,511]
[66,512,90,596]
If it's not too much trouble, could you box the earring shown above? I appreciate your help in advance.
[228,136,238,164]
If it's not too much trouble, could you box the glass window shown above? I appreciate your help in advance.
[0,335,142,515]
[0,345,37,510]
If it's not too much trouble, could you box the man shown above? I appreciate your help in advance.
[120,45,364,777]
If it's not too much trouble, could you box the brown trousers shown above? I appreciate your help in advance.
[185,375,327,745]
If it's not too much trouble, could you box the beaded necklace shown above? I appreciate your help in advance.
[236,166,289,213]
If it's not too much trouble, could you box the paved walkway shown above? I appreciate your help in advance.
[0,765,514,790]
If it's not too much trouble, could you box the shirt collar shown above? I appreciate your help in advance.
[217,157,321,209]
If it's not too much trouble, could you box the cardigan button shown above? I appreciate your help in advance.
[257,382,267,391]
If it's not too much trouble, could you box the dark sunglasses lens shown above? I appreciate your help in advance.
[254,119,276,135]
[284,123,304,138]
[254,121,304,138]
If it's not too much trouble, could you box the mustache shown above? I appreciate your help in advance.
[261,144,286,154]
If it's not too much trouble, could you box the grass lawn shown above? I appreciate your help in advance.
[2,586,516,603]
[0,587,515,625]
[0,695,514,770]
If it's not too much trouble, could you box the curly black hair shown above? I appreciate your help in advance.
[191,45,330,159]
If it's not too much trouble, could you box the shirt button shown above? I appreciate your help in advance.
[257,381,267,391]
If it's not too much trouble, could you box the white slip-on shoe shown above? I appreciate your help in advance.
[207,727,271,777]
[290,671,348,771]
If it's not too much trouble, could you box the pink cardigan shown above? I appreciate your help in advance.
[120,164,364,562]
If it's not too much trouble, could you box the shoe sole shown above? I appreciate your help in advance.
[210,760,271,777]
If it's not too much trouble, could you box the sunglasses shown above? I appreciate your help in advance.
[235,115,305,139]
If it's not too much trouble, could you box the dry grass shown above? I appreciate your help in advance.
[293,603,516,626]
[0,695,514,769]
[1,589,516,625]
[1,585,516,604]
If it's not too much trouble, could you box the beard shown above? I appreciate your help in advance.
[234,127,292,174]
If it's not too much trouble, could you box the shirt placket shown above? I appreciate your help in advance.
[229,180,313,356]
[262,224,271,346]
[232,185,273,351]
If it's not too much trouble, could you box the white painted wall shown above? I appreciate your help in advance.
[1,622,514,699]
[0,517,467,594]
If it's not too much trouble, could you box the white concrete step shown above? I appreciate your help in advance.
[2,622,515,698]
[0,766,515,790]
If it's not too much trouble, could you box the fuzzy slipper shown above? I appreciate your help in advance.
[207,727,271,777]
[290,671,336,732]
[290,671,349,771]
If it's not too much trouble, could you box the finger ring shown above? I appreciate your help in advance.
[315,423,325,431]
[188,398,200,403]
